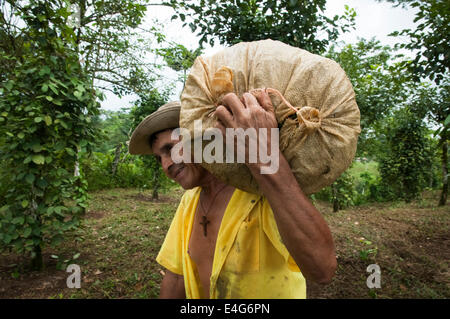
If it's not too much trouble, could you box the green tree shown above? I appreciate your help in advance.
[330,171,356,212]
[377,108,435,202]
[375,0,449,205]
[169,0,356,53]
[69,0,163,96]
[326,39,414,158]
[325,39,443,205]
[409,79,449,205]
[1,0,161,96]
[102,109,134,175]
[379,0,450,84]
[157,43,203,87]
[314,170,356,212]
[91,109,133,153]
[0,0,100,269]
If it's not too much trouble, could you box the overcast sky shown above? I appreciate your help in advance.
[101,0,418,111]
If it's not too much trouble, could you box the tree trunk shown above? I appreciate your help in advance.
[30,187,43,270]
[74,160,80,177]
[332,183,339,213]
[112,143,123,176]
[152,167,160,201]
[439,139,448,206]
[31,244,43,271]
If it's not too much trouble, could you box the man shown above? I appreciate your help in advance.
[128,90,337,299]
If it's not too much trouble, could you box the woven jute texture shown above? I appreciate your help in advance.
[180,39,361,195]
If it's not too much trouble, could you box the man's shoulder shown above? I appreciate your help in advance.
[179,186,201,203]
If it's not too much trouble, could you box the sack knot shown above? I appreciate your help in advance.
[297,106,321,134]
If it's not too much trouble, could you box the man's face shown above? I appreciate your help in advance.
[152,129,207,189]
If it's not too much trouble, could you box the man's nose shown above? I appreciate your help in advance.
[160,155,174,173]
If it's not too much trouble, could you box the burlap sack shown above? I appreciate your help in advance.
[180,39,360,195]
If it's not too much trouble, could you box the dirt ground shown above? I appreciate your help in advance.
[0,188,448,299]
[307,196,449,298]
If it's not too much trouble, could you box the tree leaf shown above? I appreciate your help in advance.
[25,174,35,184]
[65,148,75,156]
[31,155,45,165]
[13,216,25,224]
[44,115,52,126]
[74,90,82,99]
[23,227,32,238]
[4,234,12,244]
[36,178,48,189]
[445,114,450,126]
[32,143,43,152]
[59,120,69,129]
[49,84,59,95]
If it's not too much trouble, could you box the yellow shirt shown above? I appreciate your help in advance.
[156,187,307,299]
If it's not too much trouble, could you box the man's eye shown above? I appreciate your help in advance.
[163,145,173,155]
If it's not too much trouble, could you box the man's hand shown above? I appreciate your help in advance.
[214,90,278,168]
[215,89,278,131]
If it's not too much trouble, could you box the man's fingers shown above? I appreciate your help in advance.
[242,92,259,110]
[253,89,275,113]
[214,104,234,128]
[214,120,227,137]
[221,93,246,118]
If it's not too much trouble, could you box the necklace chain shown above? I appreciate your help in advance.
[199,184,228,218]
[199,184,228,237]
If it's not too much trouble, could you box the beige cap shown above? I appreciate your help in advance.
[128,101,181,155]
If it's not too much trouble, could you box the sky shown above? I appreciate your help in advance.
[100,0,418,111]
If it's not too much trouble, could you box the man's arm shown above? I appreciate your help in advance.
[159,269,186,298]
[248,152,337,284]
[215,91,337,284]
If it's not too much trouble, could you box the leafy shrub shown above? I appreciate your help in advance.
[80,151,175,192]
[0,2,102,270]
[315,170,356,210]
[80,152,115,190]
[314,160,392,207]
[0,159,14,207]
[354,172,387,204]
[378,109,436,202]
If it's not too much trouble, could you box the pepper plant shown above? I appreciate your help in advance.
[0,0,101,269]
